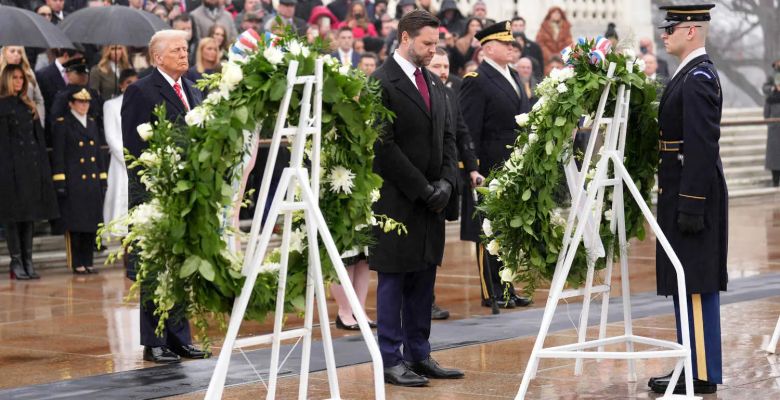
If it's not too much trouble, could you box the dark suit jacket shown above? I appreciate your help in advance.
[331,50,360,68]
[121,68,202,163]
[36,63,66,121]
[369,55,457,273]
[458,60,530,241]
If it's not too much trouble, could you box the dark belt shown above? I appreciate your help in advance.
[659,140,683,152]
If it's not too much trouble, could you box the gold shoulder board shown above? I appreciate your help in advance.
[464,72,479,78]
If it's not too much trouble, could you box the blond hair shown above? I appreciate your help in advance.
[0,46,38,89]
[194,37,222,74]
[97,45,131,75]
[148,29,190,65]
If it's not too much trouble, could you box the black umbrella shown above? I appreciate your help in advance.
[59,6,170,47]
[0,5,74,48]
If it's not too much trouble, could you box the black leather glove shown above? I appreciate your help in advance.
[56,187,67,197]
[677,212,705,234]
[425,180,452,212]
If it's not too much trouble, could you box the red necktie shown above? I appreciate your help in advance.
[414,68,430,111]
[173,81,189,111]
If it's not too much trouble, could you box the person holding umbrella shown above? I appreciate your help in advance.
[0,64,60,280]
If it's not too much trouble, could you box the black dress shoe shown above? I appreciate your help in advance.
[335,315,360,331]
[85,266,99,274]
[143,346,181,363]
[509,294,532,307]
[651,377,717,394]
[170,344,210,359]
[352,314,377,328]
[647,370,674,388]
[481,298,516,309]
[384,363,429,387]
[431,303,450,320]
[409,356,465,379]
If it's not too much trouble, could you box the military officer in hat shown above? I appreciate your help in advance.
[48,58,103,143]
[649,3,726,395]
[51,88,107,275]
[459,20,532,309]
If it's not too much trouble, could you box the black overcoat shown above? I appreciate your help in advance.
[369,56,458,273]
[656,54,728,296]
[0,96,59,223]
[458,61,530,242]
[51,112,107,233]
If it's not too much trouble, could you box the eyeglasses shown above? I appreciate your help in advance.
[663,25,702,35]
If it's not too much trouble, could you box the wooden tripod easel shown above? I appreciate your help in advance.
[205,59,385,400]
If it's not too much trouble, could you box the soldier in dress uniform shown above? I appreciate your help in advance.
[48,58,104,143]
[51,88,107,275]
[649,4,726,395]
[459,20,531,309]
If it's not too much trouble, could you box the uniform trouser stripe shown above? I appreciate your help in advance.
[691,294,708,381]
[477,243,489,299]
[673,292,722,383]
[64,232,72,270]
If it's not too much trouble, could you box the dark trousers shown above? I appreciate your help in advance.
[673,292,723,383]
[65,231,95,268]
[476,243,516,301]
[376,264,437,368]
[127,250,193,347]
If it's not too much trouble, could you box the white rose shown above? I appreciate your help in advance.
[604,209,614,222]
[500,268,516,283]
[323,54,338,66]
[138,151,159,165]
[137,123,153,141]
[205,90,222,105]
[263,46,284,66]
[184,106,212,128]
[515,113,530,127]
[549,68,561,82]
[370,189,381,203]
[482,219,493,237]
[486,239,500,256]
[636,58,646,73]
[488,179,500,192]
[338,64,351,76]
[528,132,538,144]
[556,83,568,93]
[532,96,546,111]
[221,61,243,88]
[557,67,575,81]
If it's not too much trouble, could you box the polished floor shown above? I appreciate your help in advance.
[2,194,780,398]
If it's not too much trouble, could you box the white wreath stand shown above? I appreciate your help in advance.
[515,62,699,399]
[766,317,780,353]
[205,59,385,400]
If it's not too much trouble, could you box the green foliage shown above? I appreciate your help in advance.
[478,39,659,297]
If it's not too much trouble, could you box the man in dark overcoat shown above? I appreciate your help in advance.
[649,4,727,395]
[121,30,207,364]
[459,21,531,309]
[370,9,463,387]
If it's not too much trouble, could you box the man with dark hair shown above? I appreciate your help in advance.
[357,52,378,75]
[460,21,532,310]
[332,26,360,67]
[511,16,544,81]
[370,9,464,387]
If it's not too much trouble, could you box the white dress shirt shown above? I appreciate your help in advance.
[484,56,520,96]
[393,50,420,90]
[672,47,707,79]
[338,48,354,66]
[71,109,87,128]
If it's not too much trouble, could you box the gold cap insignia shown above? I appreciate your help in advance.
[71,88,92,101]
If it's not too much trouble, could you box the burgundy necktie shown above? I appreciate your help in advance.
[414,68,430,111]
[173,82,189,111]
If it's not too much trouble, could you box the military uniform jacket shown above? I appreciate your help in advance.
[369,56,458,273]
[458,61,531,241]
[656,53,728,296]
[51,112,107,233]
[0,96,59,223]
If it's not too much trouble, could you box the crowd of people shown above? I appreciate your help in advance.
[1,1,745,383]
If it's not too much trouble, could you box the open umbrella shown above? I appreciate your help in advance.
[59,6,170,47]
[0,5,74,48]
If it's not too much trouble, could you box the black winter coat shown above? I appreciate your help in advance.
[51,112,107,232]
[656,54,728,296]
[0,96,59,223]
[369,56,458,273]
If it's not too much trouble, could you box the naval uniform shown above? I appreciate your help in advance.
[51,111,107,269]
[459,59,530,302]
[656,48,727,384]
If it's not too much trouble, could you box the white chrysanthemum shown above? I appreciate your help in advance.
[370,189,381,203]
[137,123,153,141]
[220,61,243,89]
[184,106,213,127]
[500,268,516,283]
[556,83,568,93]
[486,239,500,256]
[263,46,284,65]
[482,219,493,237]
[287,40,303,56]
[288,228,306,253]
[515,113,530,127]
[328,166,356,194]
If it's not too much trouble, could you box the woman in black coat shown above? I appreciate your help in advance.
[0,64,59,280]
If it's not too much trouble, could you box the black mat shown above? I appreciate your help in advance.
[3,272,780,400]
